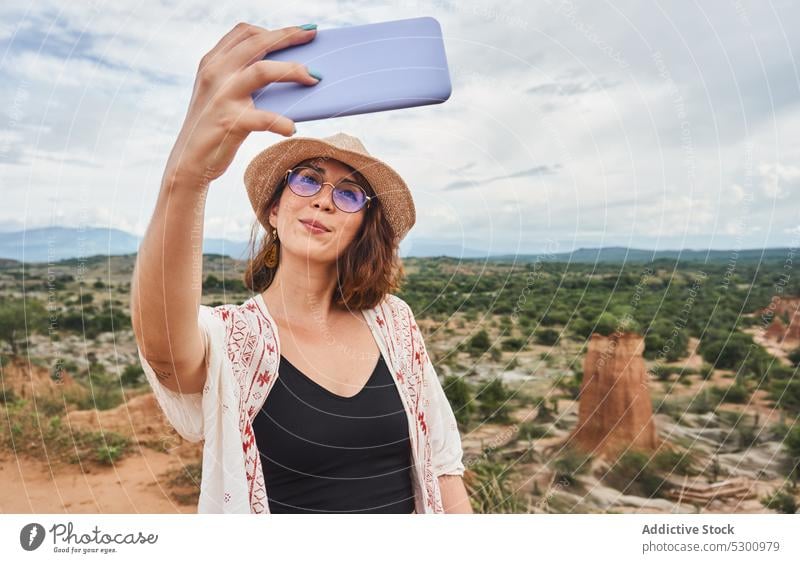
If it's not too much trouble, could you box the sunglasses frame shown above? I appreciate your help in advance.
[283,166,374,213]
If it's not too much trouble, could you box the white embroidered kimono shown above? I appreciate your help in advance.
[136,292,465,513]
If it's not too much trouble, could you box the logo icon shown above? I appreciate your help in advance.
[20,523,46,551]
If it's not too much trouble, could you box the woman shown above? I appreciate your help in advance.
[131,22,470,514]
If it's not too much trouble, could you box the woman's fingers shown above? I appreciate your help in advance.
[198,22,261,71]
[216,22,263,56]
[233,60,321,97]
[225,25,317,71]
[236,108,296,137]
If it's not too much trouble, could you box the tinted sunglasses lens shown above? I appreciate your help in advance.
[287,169,320,196]
[333,184,367,212]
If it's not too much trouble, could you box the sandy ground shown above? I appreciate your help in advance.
[0,448,197,514]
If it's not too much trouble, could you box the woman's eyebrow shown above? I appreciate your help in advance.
[306,161,358,183]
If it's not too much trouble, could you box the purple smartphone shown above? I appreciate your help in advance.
[250,16,452,122]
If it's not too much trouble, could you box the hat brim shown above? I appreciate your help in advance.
[244,136,416,242]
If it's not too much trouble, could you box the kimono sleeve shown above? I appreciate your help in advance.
[135,305,225,443]
[424,354,466,477]
[400,296,465,478]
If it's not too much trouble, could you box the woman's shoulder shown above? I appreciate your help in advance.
[372,293,424,341]
[377,292,413,315]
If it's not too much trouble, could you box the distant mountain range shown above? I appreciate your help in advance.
[0,227,793,264]
[489,246,795,264]
[0,227,252,264]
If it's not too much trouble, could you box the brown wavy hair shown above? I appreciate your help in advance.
[243,157,406,311]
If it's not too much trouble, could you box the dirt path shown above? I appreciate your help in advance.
[0,448,197,514]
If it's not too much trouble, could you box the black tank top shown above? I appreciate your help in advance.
[253,352,416,513]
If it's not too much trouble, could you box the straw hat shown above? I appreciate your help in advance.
[244,132,416,242]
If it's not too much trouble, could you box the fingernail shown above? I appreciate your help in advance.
[290,124,297,135]
[299,23,317,30]
[307,67,323,82]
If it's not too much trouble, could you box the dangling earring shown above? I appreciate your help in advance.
[265,228,279,268]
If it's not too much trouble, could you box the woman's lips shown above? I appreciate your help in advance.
[300,219,330,234]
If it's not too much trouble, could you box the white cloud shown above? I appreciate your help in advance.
[758,162,800,199]
[1,0,799,253]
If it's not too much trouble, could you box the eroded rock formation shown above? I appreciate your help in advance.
[759,296,800,343]
[568,332,659,457]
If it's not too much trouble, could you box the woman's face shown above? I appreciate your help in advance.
[267,157,368,264]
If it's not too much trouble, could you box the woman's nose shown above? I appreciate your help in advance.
[311,182,336,209]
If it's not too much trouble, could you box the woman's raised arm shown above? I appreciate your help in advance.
[130,22,322,394]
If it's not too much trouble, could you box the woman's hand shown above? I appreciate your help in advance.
[164,22,321,187]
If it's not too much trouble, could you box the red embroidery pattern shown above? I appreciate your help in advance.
[208,294,445,513]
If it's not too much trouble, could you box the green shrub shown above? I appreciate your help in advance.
[168,461,203,488]
[501,337,527,352]
[476,377,512,423]
[442,375,473,429]
[535,328,560,346]
[698,331,756,370]
[769,378,800,414]
[96,444,125,465]
[73,367,124,411]
[717,410,761,450]
[557,375,581,400]
[0,387,18,404]
[595,312,620,336]
[162,461,203,506]
[699,363,715,380]
[604,450,665,498]
[552,446,591,486]
[783,424,800,483]
[651,448,699,475]
[652,397,680,419]
[467,329,491,357]
[0,401,131,467]
[709,384,750,405]
[121,363,145,387]
[761,487,797,514]
[686,389,715,414]
[517,421,552,441]
[466,458,525,513]
[534,396,556,422]
[645,320,689,361]
[650,364,681,382]
[82,432,130,466]
[788,347,800,368]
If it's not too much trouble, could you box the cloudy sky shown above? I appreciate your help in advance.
[1,0,798,255]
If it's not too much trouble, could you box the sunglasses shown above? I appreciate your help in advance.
[283,166,374,213]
